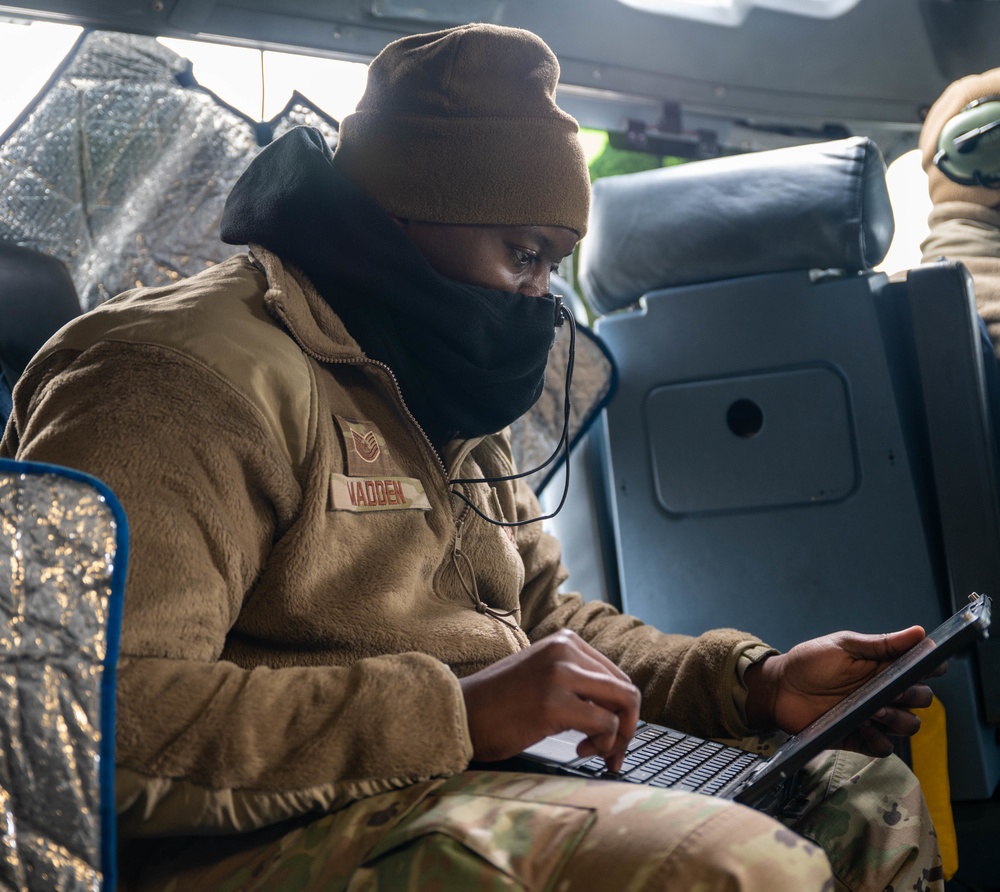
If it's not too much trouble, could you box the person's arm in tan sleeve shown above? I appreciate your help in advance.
[512,478,768,740]
[5,341,472,836]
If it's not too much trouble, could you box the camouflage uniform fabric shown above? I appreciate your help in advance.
[122,748,942,892]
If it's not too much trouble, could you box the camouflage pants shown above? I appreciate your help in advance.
[121,750,942,892]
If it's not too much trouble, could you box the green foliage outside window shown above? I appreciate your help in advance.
[585,129,686,182]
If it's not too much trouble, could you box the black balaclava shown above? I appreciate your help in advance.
[221,126,565,449]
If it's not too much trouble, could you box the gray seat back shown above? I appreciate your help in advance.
[0,243,80,430]
[0,242,80,384]
[578,137,1000,800]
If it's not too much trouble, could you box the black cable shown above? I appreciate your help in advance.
[448,302,576,527]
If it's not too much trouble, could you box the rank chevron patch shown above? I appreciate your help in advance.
[352,427,381,463]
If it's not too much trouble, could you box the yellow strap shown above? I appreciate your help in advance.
[910,695,958,880]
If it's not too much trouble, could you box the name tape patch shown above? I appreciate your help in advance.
[330,473,432,513]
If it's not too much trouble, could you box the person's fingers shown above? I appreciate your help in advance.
[570,700,631,771]
[547,629,633,684]
[461,632,643,764]
[923,659,948,679]
[855,720,897,757]
[577,739,627,773]
[542,631,641,740]
[576,731,629,773]
[537,636,639,771]
[869,705,922,737]
[560,699,621,750]
[841,626,927,662]
[891,683,935,710]
[558,660,640,714]
[547,662,640,744]
[520,670,634,772]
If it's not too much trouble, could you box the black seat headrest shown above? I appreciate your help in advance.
[0,242,80,382]
[579,137,895,316]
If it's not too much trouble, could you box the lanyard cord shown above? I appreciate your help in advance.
[448,302,576,527]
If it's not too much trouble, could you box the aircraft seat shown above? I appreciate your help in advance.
[0,242,81,428]
[576,136,1000,801]
[0,458,127,890]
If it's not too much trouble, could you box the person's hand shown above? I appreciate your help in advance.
[460,629,640,772]
[743,626,943,756]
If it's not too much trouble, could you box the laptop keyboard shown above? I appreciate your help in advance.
[576,723,761,795]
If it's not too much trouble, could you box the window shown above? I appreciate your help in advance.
[0,20,369,133]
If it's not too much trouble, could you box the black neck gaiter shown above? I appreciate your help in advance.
[220,126,562,448]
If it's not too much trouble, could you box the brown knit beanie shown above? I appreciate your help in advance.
[919,68,1000,209]
[332,23,590,237]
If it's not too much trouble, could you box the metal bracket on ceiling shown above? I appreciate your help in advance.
[609,104,721,160]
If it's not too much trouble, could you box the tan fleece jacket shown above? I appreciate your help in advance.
[1,247,767,838]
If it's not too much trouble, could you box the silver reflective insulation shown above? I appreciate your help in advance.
[0,470,118,891]
[0,30,339,311]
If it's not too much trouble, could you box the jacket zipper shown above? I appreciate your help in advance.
[268,301,449,481]
[271,299,526,643]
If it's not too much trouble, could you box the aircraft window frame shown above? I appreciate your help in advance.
[0,20,371,132]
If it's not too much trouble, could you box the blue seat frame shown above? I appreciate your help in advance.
[0,458,127,891]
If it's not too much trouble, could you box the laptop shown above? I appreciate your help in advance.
[513,593,992,815]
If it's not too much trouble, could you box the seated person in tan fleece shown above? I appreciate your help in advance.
[921,67,1000,356]
[2,22,944,892]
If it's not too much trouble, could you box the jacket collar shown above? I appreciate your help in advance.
[251,244,364,364]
